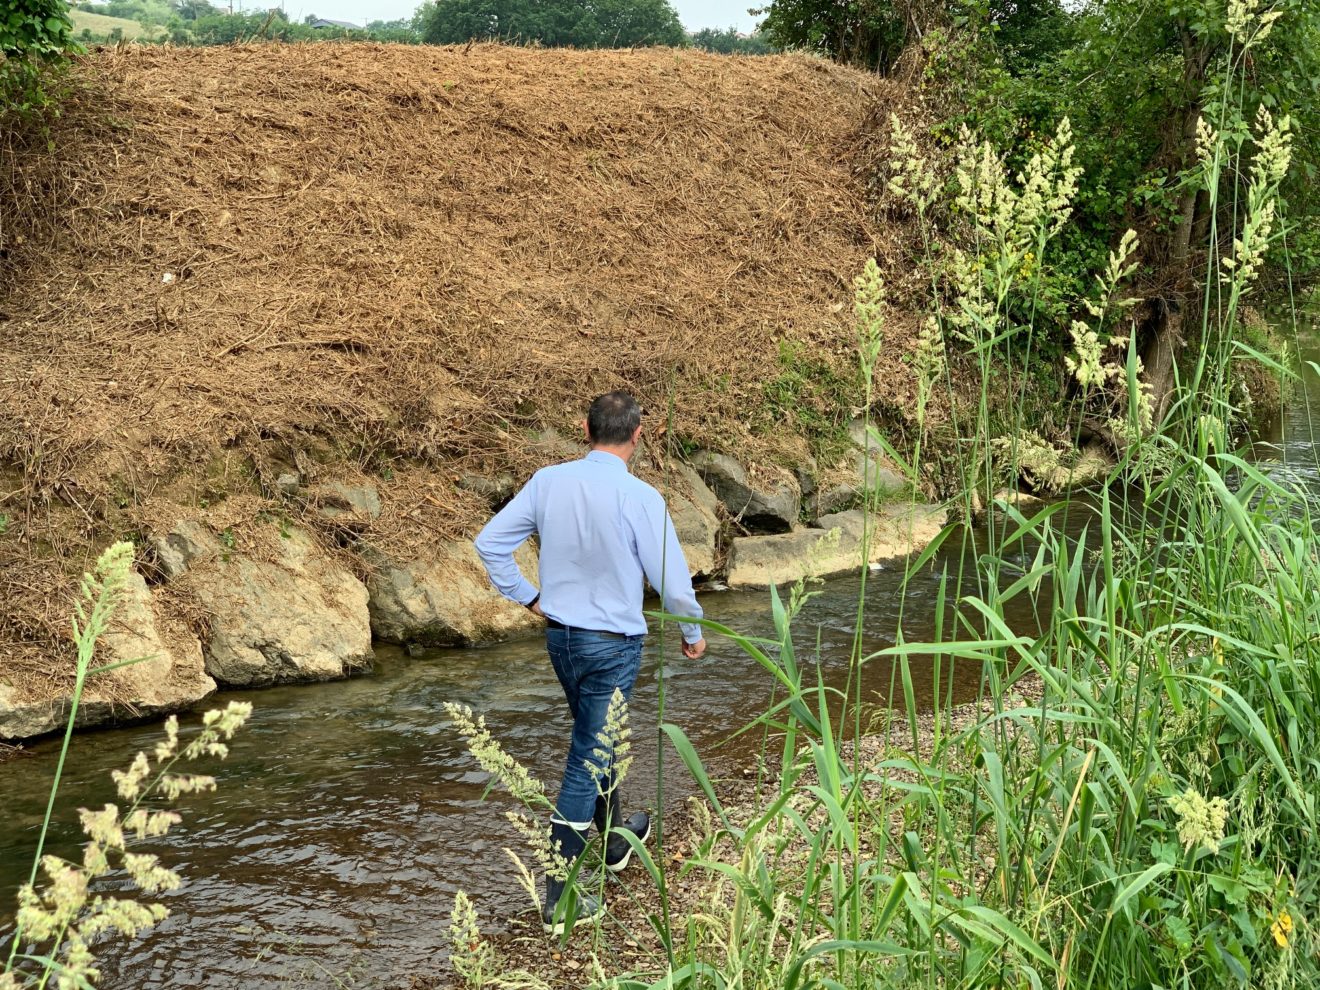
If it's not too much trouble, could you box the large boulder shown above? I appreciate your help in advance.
[857,503,946,562]
[666,461,721,579]
[689,451,799,534]
[154,523,374,688]
[802,420,909,521]
[0,685,58,741]
[0,570,215,741]
[726,526,857,590]
[727,503,946,590]
[847,418,910,494]
[98,571,217,713]
[366,540,543,647]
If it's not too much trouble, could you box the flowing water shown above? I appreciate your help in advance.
[0,572,991,988]
[2,330,1316,988]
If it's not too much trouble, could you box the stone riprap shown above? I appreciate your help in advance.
[690,450,799,534]
[366,540,543,647]
[2,457,946,743]
[154,523,374,688]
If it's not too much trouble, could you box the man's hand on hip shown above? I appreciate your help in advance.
[529,601,546,619]
[682,638,707,660]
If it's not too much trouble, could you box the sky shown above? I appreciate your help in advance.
[276,0,761,33]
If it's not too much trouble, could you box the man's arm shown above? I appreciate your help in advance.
[473,476,540,606]
[631,493,704,646]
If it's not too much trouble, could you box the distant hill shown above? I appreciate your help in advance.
[69,8,165,40]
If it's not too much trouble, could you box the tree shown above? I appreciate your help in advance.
[751,0,1067,73]
[689,26,777,55]
[174,0,218,21]
[945,0,1320,285]
[416,0,686,48]
[365,18,421,42]
[887,0,1320,434]
[752,0,908,68]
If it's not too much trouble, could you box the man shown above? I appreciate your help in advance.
[474,391,707,935]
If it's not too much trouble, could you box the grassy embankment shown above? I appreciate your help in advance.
[0,45,900,714]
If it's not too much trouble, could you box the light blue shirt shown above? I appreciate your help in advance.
[474,450,704,644]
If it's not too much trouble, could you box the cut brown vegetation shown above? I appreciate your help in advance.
[0,43,920,698]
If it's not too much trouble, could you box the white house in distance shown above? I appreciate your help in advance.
[308,16,360,29]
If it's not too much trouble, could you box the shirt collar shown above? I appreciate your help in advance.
[585,449,629,470]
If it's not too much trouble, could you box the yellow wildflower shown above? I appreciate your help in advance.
[1271,909,1292,947]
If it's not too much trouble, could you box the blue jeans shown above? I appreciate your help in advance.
[545,627,645,828]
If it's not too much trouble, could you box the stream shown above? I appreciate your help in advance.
[0,572,991,988]
[1,328,1316,989]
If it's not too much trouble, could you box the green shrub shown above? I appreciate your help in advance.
[1,0,78,124]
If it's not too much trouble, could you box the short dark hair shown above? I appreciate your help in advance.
[587,391,643,445]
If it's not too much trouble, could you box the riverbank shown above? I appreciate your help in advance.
[0,42,1286,745]
[0,43,944,743]
[412,667,1047,988]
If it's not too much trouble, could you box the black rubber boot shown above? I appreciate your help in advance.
[543,819,604,936]
[594,784,652,874]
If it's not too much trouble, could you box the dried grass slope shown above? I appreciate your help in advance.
[0,43,910,700]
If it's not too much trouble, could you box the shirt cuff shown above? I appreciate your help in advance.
[680,623,703,645]
[513,581,539,607]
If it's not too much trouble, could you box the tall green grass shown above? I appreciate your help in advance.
[447,3,1318,988]
[1,544,253,990]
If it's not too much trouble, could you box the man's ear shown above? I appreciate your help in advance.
[580,419,591,443]
[631,424,644,445]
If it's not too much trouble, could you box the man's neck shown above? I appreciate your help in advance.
[590,444,633,467]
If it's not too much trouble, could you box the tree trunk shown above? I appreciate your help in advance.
[1168,21,1211,277]
[1142,299,1181,430]
[1169,112,1203,273]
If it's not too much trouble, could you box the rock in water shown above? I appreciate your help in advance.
[156,524,374,687]
[727,504,946,590]
[0,570,215,741]
[366,540,543,647]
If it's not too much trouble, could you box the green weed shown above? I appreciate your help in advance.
[756,339,858,466]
